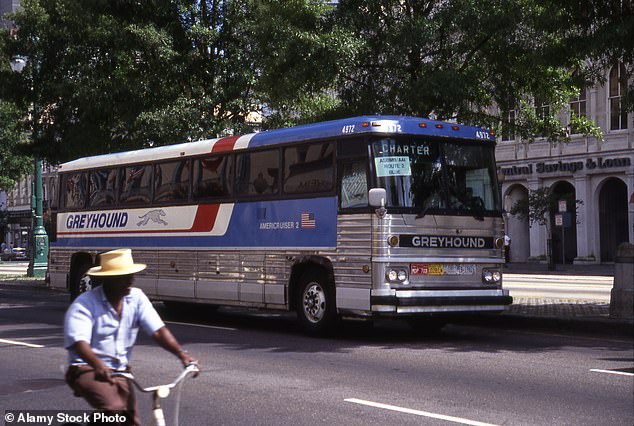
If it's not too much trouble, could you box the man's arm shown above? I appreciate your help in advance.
[70,341,114,383]
[151,326,199,368]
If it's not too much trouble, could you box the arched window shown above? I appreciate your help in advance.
[609,62,628,130]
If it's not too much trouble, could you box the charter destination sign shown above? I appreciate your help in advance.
[500,156,631,177]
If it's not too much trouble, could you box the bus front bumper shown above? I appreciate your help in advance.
[370,288,512,314]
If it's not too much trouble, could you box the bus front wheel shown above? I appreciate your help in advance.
[296,269,336,334]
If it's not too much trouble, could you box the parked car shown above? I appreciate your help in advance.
[1,247,27,261]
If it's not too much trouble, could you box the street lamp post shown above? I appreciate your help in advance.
[28,158,48,277]
[10,56,49,277]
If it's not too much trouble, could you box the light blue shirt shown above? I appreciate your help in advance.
[64,286,165,370]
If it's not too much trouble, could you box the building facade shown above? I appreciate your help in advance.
[0,0,19,29]
[497,63,633,264]
[1,165,57,252]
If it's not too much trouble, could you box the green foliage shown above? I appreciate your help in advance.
[248,1,351,127]
[0,0,629,167]
[510,187,555,233]
[0,0,344,162]
[333,0,625,138]
[1,0,192,161]
[0,101,32,191]
[510,186,582,237]
[554,0,634,112]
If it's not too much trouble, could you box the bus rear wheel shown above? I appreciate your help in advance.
[296,269,336,334]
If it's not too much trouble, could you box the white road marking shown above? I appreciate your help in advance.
[165,320,237,331]
[0,303,32,309]
[0,338,45,348]
[345,398,498,426]
[590,369,634,377]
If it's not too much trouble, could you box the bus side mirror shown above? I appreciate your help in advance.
[368,188,386,207]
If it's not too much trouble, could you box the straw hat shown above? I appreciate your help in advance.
[87,249,146,276]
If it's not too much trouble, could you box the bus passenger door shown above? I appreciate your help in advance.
[239,253,264,303]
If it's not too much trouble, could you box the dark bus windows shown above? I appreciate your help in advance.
[193,155,232,199]
[119,165,152,205]
[235,150,279,196]
[155,160,190,203]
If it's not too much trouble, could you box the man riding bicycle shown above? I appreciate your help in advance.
[63,249,199,425]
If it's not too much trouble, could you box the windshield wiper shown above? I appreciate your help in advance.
[470,197,485,221]
[416,205,433,218]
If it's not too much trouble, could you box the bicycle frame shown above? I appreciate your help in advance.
[113,363,199,426]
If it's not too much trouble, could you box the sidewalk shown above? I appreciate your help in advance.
[498,262,633,336]
[503,261,615,277]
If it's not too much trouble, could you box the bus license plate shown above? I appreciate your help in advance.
[410,264,476,276]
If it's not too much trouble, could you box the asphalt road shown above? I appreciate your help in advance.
[1,284,632,426]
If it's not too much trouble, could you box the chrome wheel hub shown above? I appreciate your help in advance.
[302,283,326,323]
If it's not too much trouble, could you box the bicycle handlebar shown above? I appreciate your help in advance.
[112,363,200,394]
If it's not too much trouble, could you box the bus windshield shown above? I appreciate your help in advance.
[371,138,501,215]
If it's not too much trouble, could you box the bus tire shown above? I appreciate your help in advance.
[296,268,337,334]
[69,262,96,302]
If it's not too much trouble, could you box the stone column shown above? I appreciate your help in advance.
[627,170,634,246]
[610,243,634,319]
[573,175,595,263]
[527,179,546,261]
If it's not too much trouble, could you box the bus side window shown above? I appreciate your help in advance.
[235,150,279,196]
[88,169,117,208]
[339,160,368,209]
[63,172,87,210]
[284,142,334,194]
[155,160,190,203]
[193,155,232,199]
[119,165,152,205]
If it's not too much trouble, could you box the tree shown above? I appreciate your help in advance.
[510,187,557,239]
[553,0,634,112]
[0,1,344,165]
[0,100,31,191]
[510,186,582,266]
[1,0,630,169]
[0,0,193,162]
[246,1,356,128]
[332,0,626,139]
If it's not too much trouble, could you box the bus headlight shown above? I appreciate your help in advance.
[482,269,501,285]
[386,268,409,283]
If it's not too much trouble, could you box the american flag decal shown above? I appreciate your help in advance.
[301,212,316,229]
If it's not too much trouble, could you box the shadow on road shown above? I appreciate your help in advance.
[150,302,633,357]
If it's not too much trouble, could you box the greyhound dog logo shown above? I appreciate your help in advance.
[137,209,168,226]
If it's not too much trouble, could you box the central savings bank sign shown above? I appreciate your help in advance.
[500,156,631,177]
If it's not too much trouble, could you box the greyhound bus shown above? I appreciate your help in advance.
[49,116,512,333]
